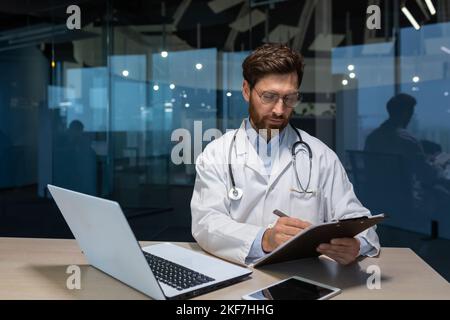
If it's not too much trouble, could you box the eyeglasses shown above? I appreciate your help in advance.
[253,88,302,108]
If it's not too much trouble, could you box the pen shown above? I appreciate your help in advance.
[273,209,289,218]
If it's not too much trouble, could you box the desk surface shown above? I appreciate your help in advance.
[1,237,449,300]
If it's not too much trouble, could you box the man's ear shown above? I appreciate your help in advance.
[242,80,250,102]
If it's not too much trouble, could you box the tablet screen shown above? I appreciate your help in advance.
[247,277,337,300]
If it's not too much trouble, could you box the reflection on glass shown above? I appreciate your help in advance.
[334,22,450,239]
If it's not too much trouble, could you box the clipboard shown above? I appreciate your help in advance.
[252,214,385,267]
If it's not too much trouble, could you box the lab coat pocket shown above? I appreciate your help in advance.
[289,190,324,224]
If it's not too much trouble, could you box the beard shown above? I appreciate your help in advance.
[248,96,292,140]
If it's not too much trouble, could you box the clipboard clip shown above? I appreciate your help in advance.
[331,216,369,223]
[330,214,386,223]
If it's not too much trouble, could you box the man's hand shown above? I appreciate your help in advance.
[316,238,360,265]
[262,217,311,253]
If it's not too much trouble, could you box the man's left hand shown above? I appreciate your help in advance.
[316,238,360,265]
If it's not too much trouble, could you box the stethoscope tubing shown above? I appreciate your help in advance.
[228,121,313,200]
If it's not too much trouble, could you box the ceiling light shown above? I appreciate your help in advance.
[441,46,450,55]
[424,0,436,15]
[401,7,421,30]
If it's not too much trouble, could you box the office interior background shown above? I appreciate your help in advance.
[0,0,449,280]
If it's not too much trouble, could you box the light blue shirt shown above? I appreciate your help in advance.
[244,118,286,177]
[243,118,375,264]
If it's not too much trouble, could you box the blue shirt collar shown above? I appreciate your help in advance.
[244,117,287,148]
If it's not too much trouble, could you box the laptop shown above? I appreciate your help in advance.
[47,185,252,300]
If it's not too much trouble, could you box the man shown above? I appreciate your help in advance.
[191,44,380,266]
[365,94,450,223]
[365,94,423,158]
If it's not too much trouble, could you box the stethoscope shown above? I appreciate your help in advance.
[228,122,313,200]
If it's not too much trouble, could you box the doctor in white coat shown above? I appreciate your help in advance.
[191,44,380,266]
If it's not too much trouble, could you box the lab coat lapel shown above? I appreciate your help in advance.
[235,121,268,182]
[267,125,298,190]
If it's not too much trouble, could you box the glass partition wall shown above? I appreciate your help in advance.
[0,0,449,278]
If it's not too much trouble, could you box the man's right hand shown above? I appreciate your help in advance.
[262,217,311,253]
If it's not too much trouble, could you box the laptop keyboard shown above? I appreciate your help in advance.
[143,251,215,291]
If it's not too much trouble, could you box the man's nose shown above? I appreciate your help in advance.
[272,98,285,116]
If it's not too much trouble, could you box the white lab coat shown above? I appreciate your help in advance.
[191,122,380,265]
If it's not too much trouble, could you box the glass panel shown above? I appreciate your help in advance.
[1,0,449,280]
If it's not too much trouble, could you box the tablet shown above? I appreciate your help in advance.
[242,276,341,300]
[253,213,385,267]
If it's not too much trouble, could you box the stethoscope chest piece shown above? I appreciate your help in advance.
[228,187,243,200]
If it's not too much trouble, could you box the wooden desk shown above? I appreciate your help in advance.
[1,237,449,300]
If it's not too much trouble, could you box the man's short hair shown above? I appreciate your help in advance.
[386,93,417,118]
[242,43,305,89]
